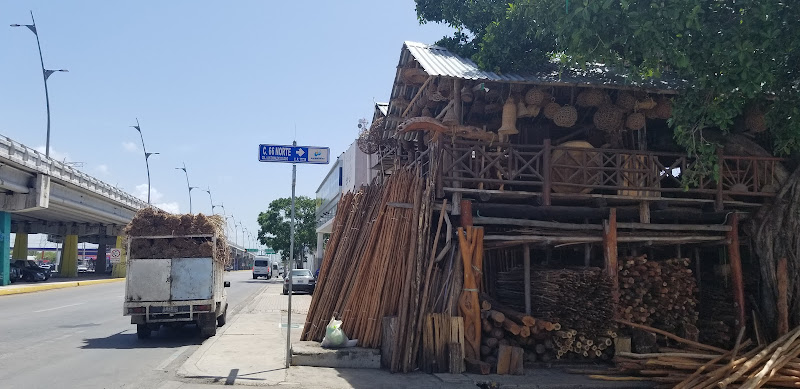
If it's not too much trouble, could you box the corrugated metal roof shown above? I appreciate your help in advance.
[403,41,683,91]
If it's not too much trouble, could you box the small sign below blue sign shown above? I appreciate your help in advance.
[258,144,330,164]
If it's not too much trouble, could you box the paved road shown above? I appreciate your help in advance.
[0,270,275,389]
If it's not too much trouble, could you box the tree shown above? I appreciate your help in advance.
[257,196,317,269]
[416,1,800,180]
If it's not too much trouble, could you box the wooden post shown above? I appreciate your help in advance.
[676,244,682,258]
[639,201,650,223]
[584,244,591,267]
[523,244,531,315]
[726,212,746,332]
[694,247,702,295]
[542,139,552,206]
[460,200,473,227]
[777,257,789,336]
[604,208,619,309]
[453,78,462,125]
[715,148,725,212]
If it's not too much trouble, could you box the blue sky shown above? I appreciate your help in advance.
[0,1,451,248]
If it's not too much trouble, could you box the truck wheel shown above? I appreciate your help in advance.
[217,309,227,327]
[136,324,151,339]
[253,274,257,279]
[201,325,217,338]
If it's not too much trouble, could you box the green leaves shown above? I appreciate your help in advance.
[256,196,317,265]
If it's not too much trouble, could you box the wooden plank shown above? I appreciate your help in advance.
[727,212,746,332]
[542,139,552,206]
[778,257,789,336]
[448,342,464,374]
[473,216,602,230]
[604,208,619,310]
[615,336,632,353]
[523,244,531,315]
[449,316,465,373]
[496,344,513,375]
[510,346,525,375]
[381,316,398,369]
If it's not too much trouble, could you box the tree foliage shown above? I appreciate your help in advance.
[416,0,800,180]
[256,196,317,268]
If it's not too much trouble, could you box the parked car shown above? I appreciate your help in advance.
[13,260,47,282]
[282,269,315,295]
[77,264,88,273]
[9,265,21,283]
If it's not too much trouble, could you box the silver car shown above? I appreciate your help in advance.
[282,269,315,295]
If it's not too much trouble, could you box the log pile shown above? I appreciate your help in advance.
[698,282,736,349]
[618,255,699,334]
[125,208,230,264]
[598,322,800,389]
[496,267,614,338]
[479,294,616,369]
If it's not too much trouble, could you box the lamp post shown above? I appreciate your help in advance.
[205,187,214,214]
[130,118,158,204]
[212,204,225,216]
[175,163,196,213]
[11,11,68,158]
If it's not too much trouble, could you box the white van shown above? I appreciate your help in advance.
[252,257,272,279]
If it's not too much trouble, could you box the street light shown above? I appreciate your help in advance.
[175,163,196,213]
[130,118,159,204]
[11,11,68,159]
[212,203,225,215]
[205,187,213,214]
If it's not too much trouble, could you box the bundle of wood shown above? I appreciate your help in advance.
[496,267,614,337]
[618,256,698,334]
[125,208,230,264]
[301,155,442,373]
[698,283,736,348]
[604,322,800,389]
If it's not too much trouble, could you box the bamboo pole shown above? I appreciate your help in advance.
[726,212,746,332]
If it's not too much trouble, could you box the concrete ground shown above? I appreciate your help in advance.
[177,283,652,389]
[0,270,266,388]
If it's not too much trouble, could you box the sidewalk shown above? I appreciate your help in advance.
[178,284,652,388]
[0,277,124,296]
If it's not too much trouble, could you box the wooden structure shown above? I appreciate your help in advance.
[305,41,792,376]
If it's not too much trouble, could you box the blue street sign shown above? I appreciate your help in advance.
[258,144,330,164]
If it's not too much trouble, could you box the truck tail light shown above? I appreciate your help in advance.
[128,307,146,314]
[193,304,212,312]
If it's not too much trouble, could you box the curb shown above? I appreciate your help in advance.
[0,277,125,296]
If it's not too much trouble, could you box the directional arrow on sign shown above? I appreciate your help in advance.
[296,149,305,157]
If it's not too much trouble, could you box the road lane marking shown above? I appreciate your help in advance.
[33,302,85,313]
[155,346,188,371]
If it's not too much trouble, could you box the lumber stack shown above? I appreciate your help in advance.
[421,313,465,373]
[618,255,699,334]
[597,322,800,389]
[496,267,614,337]
[125,208,230,264]
[698,282,736,348]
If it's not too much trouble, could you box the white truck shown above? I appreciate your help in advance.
[123,233,230,339]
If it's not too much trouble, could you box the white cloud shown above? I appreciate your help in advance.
[95,164,109,175]
[155,202,181,213]
[34,146,70,162]
[134,183,181,213]
[122,141,139,152]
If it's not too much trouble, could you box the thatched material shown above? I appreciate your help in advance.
[124,207,231,265]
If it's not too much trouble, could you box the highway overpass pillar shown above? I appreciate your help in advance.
[96,242,106,273]
[0,212,9,285]
[59,235,79,277]
[112,236,127,278]
[12,233,28,260]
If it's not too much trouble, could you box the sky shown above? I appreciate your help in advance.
[0,1,452,249]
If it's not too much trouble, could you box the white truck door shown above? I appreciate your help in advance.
[171,257,214,301]
[126,258,171,302]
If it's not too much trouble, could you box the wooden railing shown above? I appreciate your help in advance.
[441,139,786,207]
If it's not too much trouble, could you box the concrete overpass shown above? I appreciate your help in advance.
[0,135,148,284]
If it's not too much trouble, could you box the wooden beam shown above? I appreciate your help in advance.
[401,76,433,118]
[639,201,651,223]
[542,139,552,206]
[453,78,462,125]
[523,244,531,315]
[778,256,789,336]
[473,216,602,230]
[460,200,473,227]
[617,222,731,232]
[604,208,619,310]
[727,212,746,332]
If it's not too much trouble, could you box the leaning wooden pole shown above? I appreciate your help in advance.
[603,208,619,310]
[458,227,481,361]
[777,256,789,336]
[727,212,746,332]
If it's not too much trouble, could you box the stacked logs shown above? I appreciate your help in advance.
[618,256,699,334]
[496,267,614,338]
[698,283,736,348]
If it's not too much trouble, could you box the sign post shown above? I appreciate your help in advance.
[259,141,329,369]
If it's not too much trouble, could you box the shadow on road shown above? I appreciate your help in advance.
[81,327,205,349]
